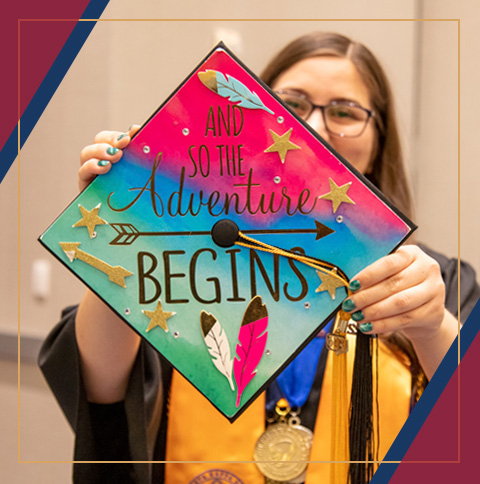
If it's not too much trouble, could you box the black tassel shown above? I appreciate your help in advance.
[349,331,375,484]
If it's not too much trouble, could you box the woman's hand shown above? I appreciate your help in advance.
[78,125,141,191]
[341,245,458,377]
[342,245,445,339]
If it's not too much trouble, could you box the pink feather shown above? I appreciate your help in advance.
[233,315,268,407]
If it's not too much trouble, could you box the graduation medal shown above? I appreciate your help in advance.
[39,43,415,422]
[254,399,313,482]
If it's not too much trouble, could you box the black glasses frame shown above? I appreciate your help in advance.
[275,90,376,138]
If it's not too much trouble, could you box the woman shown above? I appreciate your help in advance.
[39,32,479,484]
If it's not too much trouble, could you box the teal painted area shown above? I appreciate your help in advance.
[40,154,407,418]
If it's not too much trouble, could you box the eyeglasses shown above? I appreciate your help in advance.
[275,90,375,138]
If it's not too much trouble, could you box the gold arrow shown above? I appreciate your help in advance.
[59,242,133,288]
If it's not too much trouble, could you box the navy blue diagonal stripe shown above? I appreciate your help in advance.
[371,298,480,483]
[0,0,110,185]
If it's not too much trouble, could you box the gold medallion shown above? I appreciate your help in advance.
[254,423,313,482]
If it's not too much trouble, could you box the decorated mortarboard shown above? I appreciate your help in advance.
[40,43,415,422]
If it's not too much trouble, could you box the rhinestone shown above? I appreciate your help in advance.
[91,231,97,238]
[277,116,284,124]
[336,215,344,223]
[174,331,180,338]
[124,308,131,315]
[304,302,311,309]
[182,128,190,136]
[143,145,150,154]
[265,349,272,356]
[274,176,281,184]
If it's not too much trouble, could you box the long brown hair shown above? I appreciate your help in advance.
[261,32,424,398]
[260,32,413,220]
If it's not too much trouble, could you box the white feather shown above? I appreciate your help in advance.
[205,321,235,391]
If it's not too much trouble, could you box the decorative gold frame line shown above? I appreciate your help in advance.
[17,17,461,467]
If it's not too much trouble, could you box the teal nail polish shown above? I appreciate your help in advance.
[351,311,365,322]
[107,146,119,155]
[359,322,373,333]
[349,279,361,291]
[342,299,356,312]
[98,160,110,167]
[117,133,127,141]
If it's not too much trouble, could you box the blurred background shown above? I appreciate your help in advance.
[1,0,478,481]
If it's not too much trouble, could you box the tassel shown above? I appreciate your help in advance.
[328,313,350,484]
[330,348,349,483]
[348,330,376,484]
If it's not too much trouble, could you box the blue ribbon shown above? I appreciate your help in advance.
[266,320,332,411]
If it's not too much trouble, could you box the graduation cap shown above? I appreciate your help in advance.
[39,43,415,427]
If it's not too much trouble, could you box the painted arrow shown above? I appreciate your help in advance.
[59,242,133,288]
[109,220,334,246]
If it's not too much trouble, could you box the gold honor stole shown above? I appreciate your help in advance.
[165,338,411,484]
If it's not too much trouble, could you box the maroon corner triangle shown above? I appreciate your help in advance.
[0,0,90,154]
[389,332,480,481]
[400,373,458,463]
[19,20,78,117]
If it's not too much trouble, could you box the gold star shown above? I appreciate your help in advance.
[142,300,176,333]
[319,178,355,214]
[315,268,345,300]
[264,128,301,163]
[72,203,107,238]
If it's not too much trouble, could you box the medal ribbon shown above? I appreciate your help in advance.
[266,320,332,411]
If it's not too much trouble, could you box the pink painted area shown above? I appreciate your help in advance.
[233,316,268,407]
[127,48,410,238]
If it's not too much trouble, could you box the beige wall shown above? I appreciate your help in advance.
[413,16,459,261]
[419,1,480,272]
[2,0,478,482]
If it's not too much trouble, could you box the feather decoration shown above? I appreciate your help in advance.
[200,310,235,391]
[233,296,269,407]
[198,70,274,115]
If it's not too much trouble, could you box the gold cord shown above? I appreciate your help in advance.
[236,231,352,296]
[236,230,358,482]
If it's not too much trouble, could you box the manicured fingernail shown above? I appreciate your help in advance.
[107,147,119,155]
[359,322,373,332]
[98,160,110,167]
[117,133,128,141]
[349,280,361,292]
[342,299,356,312]
[351,311,365,322]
